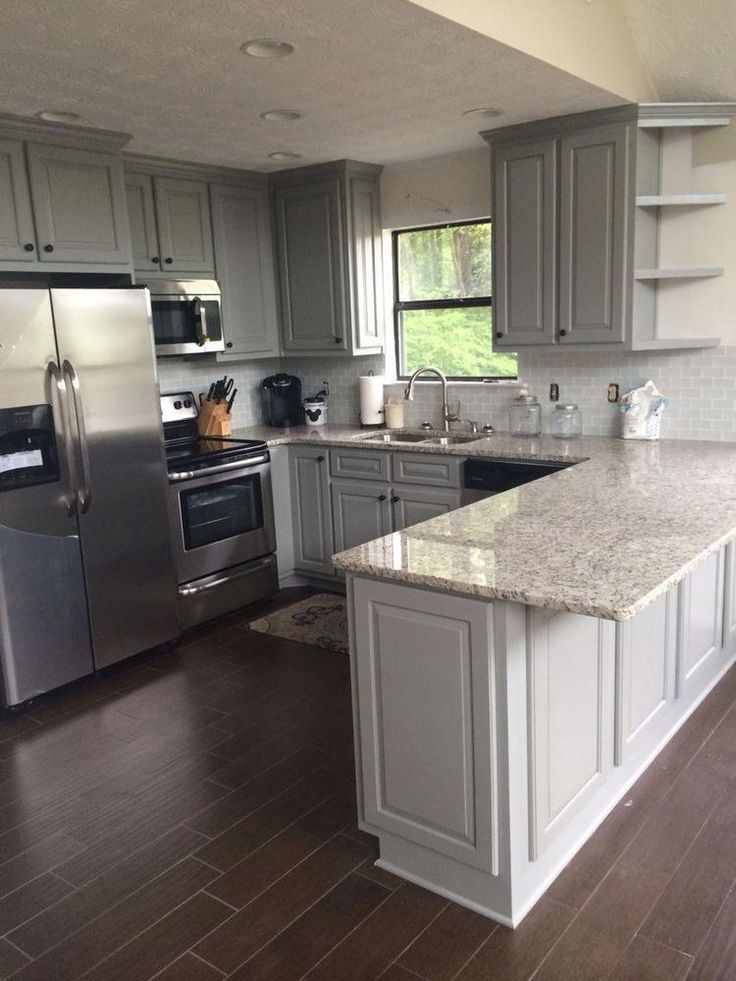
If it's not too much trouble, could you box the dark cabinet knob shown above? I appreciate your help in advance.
[559,329,567,337]
[226,341,233,349]
[495,331,503,339]
[164,257,173,264]
[151,256,160,264]
[43,244,54,253]
[23,242,34,252]
[378,494,387,501]
[317,455,325,462]
[334,337,342,344]
[391,495,400,503]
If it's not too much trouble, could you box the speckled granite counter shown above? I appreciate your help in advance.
[233,424,736,621]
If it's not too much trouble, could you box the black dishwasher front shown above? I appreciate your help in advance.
[463,457,575,503]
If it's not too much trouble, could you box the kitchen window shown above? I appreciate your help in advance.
[392,219,517,380]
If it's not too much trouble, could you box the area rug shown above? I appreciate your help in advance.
[249,593,349,654]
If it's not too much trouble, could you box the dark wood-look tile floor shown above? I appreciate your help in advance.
[1,586,735,980]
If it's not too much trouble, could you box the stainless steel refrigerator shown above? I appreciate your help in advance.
[0,288,181,707]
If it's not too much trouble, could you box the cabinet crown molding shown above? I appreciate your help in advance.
[481,105,637,146]
[0,113,131,151]
[269,159,384,187]
[123,152,268,187]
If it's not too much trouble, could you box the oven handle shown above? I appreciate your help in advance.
[179,556,274,596]
[169,454,270,482]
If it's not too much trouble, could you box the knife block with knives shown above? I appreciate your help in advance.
[197,377,237,437]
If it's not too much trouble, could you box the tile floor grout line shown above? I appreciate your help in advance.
[447,922,502,981]
[200,889,239,913]
[684,877,736,968]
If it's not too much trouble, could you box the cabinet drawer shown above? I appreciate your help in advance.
[391,452,463,488]
[330,448,390,481]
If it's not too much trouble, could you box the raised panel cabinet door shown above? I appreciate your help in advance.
[353,577,499,874]
[275,179,347,352]
[493,139,557,347]
[0,139,37,261]
[125,172,160,272]
[210,183,280,358]
[26,143,131,264]
[723,543,736,651]
[391,485,462,532]
[289,447,334,575]
[527,607,615,858]
[349,176,383,352]
[154,176,214,273]
[558,123,633,344]
[331,479,391,552]
[676,548,724,697]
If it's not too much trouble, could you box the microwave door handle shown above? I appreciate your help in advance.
[193,297,208,346]
[47,361,77,516]
[62,359,92,514]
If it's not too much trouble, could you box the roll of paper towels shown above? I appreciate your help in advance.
[359,375,385,425]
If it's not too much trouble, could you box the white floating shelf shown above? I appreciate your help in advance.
[636,193,726,207]
[634,267,724,280]
[638,116,731,128]
[630,337,721,352]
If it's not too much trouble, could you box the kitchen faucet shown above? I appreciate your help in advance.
[403,365,453,432]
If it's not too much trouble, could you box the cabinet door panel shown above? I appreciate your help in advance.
[392,485,461,532]
[154,177,214,273]
[349,176,383,352]
[276,179,346,351]
[27,143,130,264]
[0,139,37,262]
[558,124,632,344]
[289,448,333,575]
[493,139,556,346]
[211,183,279,358]
[332,479,391,552]
[676,549,724,697]
[354,578,499,873]
[125,173,160,272]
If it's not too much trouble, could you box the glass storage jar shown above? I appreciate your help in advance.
[552,403,583,438]
[509,392,542,436]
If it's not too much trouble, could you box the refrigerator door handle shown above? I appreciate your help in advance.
[47,360,77,517]
[62,359,93,514]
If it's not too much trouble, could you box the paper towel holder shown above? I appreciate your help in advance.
[359,369,386,428]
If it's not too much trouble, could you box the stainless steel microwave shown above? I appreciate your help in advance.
[143,279,224,357]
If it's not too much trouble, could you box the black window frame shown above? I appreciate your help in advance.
[392,218,512,382]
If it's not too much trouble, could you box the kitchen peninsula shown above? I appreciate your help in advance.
[311,430,736,926]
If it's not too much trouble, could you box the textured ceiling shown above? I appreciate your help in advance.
[621,0,736,100]
[0,0,623,171]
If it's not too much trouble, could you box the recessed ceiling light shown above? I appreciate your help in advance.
[36,110,81,123]
[260,109,303,122]
[241,38,295,58]
[269,151,302,161]
[462,107,503,119]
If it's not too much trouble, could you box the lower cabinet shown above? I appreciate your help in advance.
[393,485,461,531]
[332,479,391,552]
[290,447,334,576]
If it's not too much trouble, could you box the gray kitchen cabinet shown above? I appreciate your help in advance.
[153,176,214,274]
[332,479,392,553]
[271,160,384,357]
[492,139,557,347]
[210,182,280,360]
[290,447,334,576]
[0,138,36,262]
[558,123,633,344]
[392,485,462,532]
[125,172,160,272]
[26,142,131,264]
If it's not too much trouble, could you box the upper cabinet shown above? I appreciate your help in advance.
[210,181,280,360]
[484,104,733,351]
[0,116,132,272]
[124,170,214,275]
[271,160,384,357]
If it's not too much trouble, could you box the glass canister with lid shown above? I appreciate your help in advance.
[551,403,583,438]
[509,390,542,437]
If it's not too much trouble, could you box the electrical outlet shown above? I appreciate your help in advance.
[549,383,559,402]
[607,383,619,403]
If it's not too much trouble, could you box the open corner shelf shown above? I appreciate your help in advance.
[629,336,721,352]
[634,267,724,281]
[636,193,726,207]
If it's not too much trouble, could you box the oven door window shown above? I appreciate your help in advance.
[180,474,264,550]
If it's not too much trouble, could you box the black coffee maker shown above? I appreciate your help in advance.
[262,374,302,427]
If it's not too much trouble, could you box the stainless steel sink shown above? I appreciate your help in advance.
[423,434,486,445]
[360,432,433,443]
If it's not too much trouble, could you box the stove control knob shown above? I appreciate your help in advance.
[174,400,182,410]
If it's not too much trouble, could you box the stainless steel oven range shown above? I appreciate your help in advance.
[162,392,277,628]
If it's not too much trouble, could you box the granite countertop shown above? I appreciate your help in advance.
[233,424,736,621]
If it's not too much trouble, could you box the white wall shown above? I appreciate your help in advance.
[380,148,490,228]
